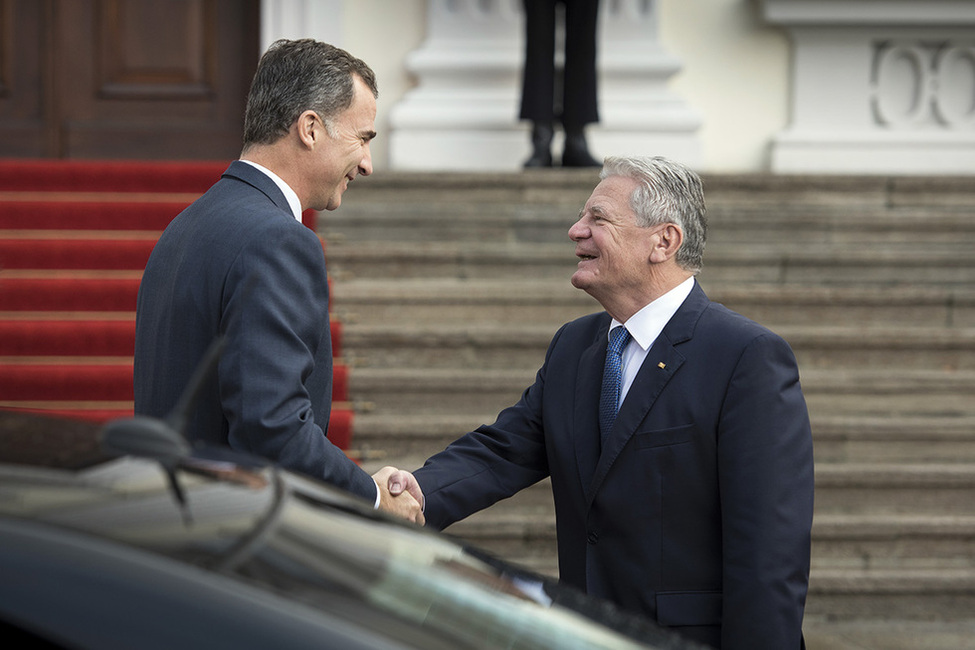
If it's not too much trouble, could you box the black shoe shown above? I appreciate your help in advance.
[561,131,601,167]
[523,122,554,168]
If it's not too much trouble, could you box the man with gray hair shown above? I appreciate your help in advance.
[411,156,815,648]
[135,39,423,523]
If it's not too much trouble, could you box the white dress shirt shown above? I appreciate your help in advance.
[238,159,303,223]
[609,276,696,408]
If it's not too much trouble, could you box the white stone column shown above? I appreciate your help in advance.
[763,0,975,175]
[259,0,345,53]
[389,0,702,171]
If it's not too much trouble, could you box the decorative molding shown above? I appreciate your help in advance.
[762,0,975,25]
[763,0,975,174]
[871,40,975,129]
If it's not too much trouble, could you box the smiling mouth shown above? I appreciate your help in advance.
[577,254,597,261]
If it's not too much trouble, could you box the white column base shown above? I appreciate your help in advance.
[773,131,975,176]
[391,127,703,172]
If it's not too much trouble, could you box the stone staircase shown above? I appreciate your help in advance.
[322,170,975,641]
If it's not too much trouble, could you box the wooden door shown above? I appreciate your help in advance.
[0,0,259,159]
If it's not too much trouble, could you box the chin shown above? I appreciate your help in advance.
[327,189,348,210]
[570,273,590,291]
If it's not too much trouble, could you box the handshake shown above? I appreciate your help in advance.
[371,466,425,525]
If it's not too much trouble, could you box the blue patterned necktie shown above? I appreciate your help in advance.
[599,325,631,443]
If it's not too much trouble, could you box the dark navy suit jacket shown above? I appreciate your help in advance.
[134,161,376,500]
[414,281,814,649]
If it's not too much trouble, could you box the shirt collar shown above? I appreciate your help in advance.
[610,276,696,350]
[238,159,303,223]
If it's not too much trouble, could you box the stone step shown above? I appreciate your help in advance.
[361,443,975,518]
[368,474,975,622]
[331,279,599,326]
[334,170,975,628]
[324,241,975,286]
[437,513,975,582]
[339,168,603,209]
[349,367,975,418]
[326,202,975,246]
[803,377,975,418]
[443,562,975,625]
[707,204,975,233]
[814,463,975,516]
[331,173,975,252]
[339,170,975,211]
[784,326,975,371]
[805,567,975,621]
[341,323,975,370]
[811,514,975,571]
[351,412,975,468]
[812,416,975,463]
[332,279,975,328]
[802,618,975,650]
[705,174,975,211]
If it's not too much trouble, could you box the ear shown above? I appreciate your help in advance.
[295,110,321,149]
[649,224,683,264]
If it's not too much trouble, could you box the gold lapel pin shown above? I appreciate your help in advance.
[658,362,666,369]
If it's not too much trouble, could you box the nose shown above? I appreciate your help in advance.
[568,216,589,242]
[359,144,373,177]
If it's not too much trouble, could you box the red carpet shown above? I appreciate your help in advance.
[0,159,229,193]
[0,158,348,448]
[0,238,158,270]
[0,278,141,311]
[0,201,194,230]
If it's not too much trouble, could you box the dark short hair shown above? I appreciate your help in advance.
[242,39,378,148]
[601,156,708,274]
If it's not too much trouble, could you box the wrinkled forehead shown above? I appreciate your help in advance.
[582,175,640,214]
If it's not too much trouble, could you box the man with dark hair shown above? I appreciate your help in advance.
[411,156,814,647]
[135,39,423,522]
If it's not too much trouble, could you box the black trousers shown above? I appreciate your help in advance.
[519,0,600,128]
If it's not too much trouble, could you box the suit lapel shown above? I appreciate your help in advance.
[586,342,685,504]
[584,282,711,505]
[223,160,294,217]
[573,318,610,492]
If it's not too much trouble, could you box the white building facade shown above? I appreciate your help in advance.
[260,0,975,175]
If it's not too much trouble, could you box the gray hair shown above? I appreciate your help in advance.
[242,39,378,149]
[600,156,707,274]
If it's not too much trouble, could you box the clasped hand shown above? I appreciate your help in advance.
[371,466,424,525]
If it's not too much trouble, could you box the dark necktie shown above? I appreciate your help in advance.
[599,325,631,443]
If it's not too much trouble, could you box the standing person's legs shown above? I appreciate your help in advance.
[520,0,558,167]
[560,0,600,167]
[561,0,599,128]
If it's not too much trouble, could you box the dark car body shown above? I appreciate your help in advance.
[0,410,702,650]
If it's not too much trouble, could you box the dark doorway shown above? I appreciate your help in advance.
[0,0,259,159]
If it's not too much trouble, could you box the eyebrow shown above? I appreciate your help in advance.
[584,205,607,219]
